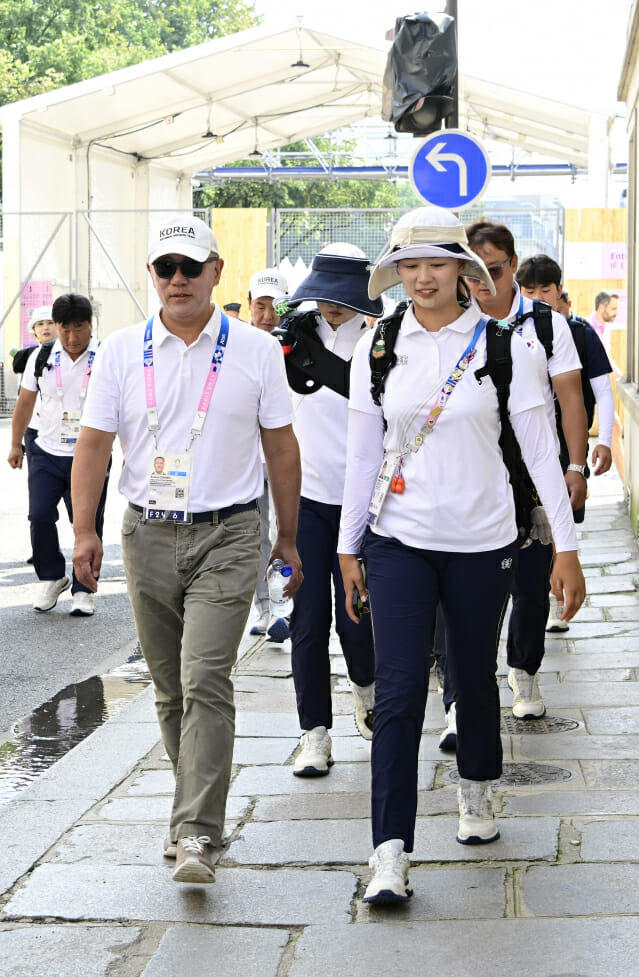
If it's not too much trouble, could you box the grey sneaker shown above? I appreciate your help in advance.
[508,667,546,719]
[293,726,334,777]
[457,779,499,845]
[363,839,412,904]
[172,836,215,883]
[163,836,177,859]
[350,680,374,740]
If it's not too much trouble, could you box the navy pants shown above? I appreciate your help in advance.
[506,538,554,675]
[290,496,375,730]
[363,529,517,853]
[28,441,110,594]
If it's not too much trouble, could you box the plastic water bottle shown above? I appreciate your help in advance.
[267,559,294,617]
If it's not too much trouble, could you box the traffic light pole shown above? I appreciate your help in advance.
[445,0,459,128]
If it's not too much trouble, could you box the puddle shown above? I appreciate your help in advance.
[0,646,151,803]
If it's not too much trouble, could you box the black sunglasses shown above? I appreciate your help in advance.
[152,256,217,279]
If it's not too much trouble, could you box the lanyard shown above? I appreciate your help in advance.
[143,312,230,450]
[54,348,96,402]
[391,319,486,493]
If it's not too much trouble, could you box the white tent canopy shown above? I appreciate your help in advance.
[0,21,613,353]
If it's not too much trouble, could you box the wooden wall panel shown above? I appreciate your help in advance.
[209,208,269,317]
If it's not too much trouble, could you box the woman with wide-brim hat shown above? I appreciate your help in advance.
[337,207,585,904]
[283,244,383,777]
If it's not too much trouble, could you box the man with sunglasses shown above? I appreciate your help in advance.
[70,214,302,885]
[463,221,587,723]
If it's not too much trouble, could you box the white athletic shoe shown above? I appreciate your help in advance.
[249,610,270,635]
[438,702,457,752]
[457,779,499,845]
[350,680,374,740]
[70,592,94,617]
[33,575,70,612]
[293,726,334,777]
[546,593,569,632]
[507,667,546,719]
[363,839,412,904]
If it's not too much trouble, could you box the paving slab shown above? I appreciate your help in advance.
[50,823,180,864]
[514,733,639,760]
[563,667,635,682]
[140,925,288,977]
[229,761,436,797]
[523,862,639,915]
[95,795,249,824]
[562,635,639,653]
[581,759,639,787]
[288,918,639,977]
[504,683,639,707]
[580,819,639,861]
[503,790,639,816]
[583,706,639,734]
[0,925,142,977]
[356,867,506,921]
[3,864,355,925]
[252,788,459,822]
[578,575,637,594]
[589,592,639,606]
[226,818,373,864]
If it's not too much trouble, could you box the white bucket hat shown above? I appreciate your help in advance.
[369,207,496,298]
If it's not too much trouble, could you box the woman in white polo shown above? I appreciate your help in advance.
[337,207,585,905]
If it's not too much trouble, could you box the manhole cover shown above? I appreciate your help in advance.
[448,762,573,786]
[500,714,580,735]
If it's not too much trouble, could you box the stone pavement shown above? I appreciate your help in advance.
[2,462,639,977]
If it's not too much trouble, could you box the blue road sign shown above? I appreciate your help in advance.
[410,130,491,210]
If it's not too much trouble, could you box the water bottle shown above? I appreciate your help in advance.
[267,559,294,617]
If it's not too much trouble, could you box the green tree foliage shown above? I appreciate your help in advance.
[194,137,420,210]
[0,0,258,104]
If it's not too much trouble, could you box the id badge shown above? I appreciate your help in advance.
[145,451,193,523]
[60,408,82,445]
[368,452,399,527]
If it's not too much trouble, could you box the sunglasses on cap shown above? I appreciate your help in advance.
[152,256,217,279]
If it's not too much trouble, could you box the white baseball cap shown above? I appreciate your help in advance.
[148,215,219,264]
[249,268,288,300]
[369,207,496,298]
[29,305,53,330]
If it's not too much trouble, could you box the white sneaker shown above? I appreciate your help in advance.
[70,592,94,617]
[507,667,546,719]
[33,576,70,612]
[362,839,412,904]
[546,593,569,632]
[457,779,499,845]
[438,702,457,752]
[350,680,374,740]
[293,726,334,777]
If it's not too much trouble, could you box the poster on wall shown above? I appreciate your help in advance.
[20,281,53,347]
[564,242,627,281]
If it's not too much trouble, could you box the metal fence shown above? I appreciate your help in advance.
[274,204,565,282]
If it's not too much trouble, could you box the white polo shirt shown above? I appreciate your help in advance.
[82,305,294,511]
[347,304,546,552]
[473,285,581,453]
[293,312,369,505]
[22,337,100,457]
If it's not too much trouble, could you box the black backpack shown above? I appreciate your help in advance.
[12,340,54,385]
[369,309,538,545]
[273,309,352,398]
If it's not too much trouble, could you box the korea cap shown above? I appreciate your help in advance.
[148,215,219,264]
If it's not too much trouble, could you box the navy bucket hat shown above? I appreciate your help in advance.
[290,244,384,317]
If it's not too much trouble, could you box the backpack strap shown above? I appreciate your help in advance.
[369,301,408,406]
[34,340,55,386]
[514,299,554,361]
[474,319,539,546]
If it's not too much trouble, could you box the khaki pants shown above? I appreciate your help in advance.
[121,505,260,845]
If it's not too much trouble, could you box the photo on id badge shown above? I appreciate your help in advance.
[146,450,192,522]
[60,409,82,445]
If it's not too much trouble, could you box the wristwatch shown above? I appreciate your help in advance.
[567,463,586,476]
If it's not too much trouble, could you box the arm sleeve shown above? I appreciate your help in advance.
[81,339,120,433]
[337,408,385,554]
[511,405,578,552]
[590,374,615,447]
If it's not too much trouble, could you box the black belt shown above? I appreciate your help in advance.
[129,500,257,524]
